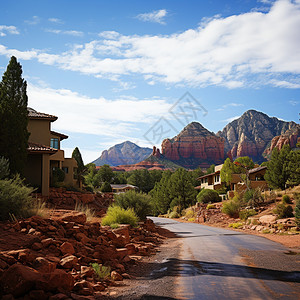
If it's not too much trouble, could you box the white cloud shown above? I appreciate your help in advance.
[136,9,167,24]
[48,18,64,24]
[27,84,171,137]
[1,1,300,89]
[216,102,244,111]
[270,79,300,89]
[222,116,241,123]
[45,29,83,37]
[25,16,40,25]
[98,31,120,39]
[0,25,19,37]
[289,100,299,106]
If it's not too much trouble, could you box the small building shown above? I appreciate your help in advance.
[110,184,138,193]
[196,164,225,190]
[24,108,78,196]
[196,164,268,195]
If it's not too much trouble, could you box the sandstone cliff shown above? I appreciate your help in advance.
[217,110,298,162]
[161,122,225,169]
[92,141,152,166]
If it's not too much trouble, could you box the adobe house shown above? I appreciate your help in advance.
[110,184,138,193]
[196,164,268,198]
[24,108,78,196]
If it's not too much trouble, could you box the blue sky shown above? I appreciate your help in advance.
[0,0,299,163]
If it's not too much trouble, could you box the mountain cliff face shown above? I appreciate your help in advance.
[161,122,225,168]
[216,110,298,162]
[92,141,152,166]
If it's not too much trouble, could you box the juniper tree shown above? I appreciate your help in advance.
[0,56,29,175]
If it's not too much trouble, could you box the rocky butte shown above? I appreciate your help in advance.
[161,122,225,169]
[216,110,299,162]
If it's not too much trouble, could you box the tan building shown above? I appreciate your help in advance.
[24,108,78,196]
[110,184,138,193]
[196,164,268,197]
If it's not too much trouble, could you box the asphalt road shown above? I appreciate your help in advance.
[150,217,300,300]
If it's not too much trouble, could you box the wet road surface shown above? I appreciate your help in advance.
[151,217,300,300]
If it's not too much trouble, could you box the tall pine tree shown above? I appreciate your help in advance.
[0,56,29,175]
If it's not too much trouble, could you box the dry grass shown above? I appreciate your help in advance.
[75,201,95,222]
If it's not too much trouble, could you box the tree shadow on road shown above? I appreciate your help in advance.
[133,258,300,284]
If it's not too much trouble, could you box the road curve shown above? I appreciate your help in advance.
[151,217,300,300]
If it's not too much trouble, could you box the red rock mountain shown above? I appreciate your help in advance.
[161,122,225,168]
[216,110,299,162]
[92,141,152,166]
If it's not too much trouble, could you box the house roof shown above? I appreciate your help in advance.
[51,130,68,140]
[28,107,57,122]
[27,142,57,154]
[249,166,267,174]
[197,170,220,180]
[110,184,138,190]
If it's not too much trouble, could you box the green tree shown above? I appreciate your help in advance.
[100,181,112,192]
[168,168,197,213]
[127,169,153,193]
[0,56,29,175]
[150,170,172,215]
[285,150,300,187]
[206,164,215,175]
[72,147,86,186]
[265,145,293,190]
[0,156,10,179]
[295,199,300,228]
[220,158,235,185]
[98,164,114,183]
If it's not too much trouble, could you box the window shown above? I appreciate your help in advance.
[62,167,69,174]
[214,174,220,183]
[50,138,59,149]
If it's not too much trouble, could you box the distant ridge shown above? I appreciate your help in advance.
[92,141,152,166]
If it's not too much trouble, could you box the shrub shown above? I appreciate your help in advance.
[294,199,300,228]
[31,199,48,218]
[228,222,243,229]
[0,175,34,220]
[282,195,292,204]
[169,211,180,219]
[114,190,152,220]
[206,204,216,209]
[100,181,112,193]
[91,263,111,280]
[273,203,294,219]
[197,189,221,204]
[184,208,196,218]
[0,156,10,179]
[222,199,240,218]
[101,206,138,227]
[244,188,264,207]
[84,185,94,193]
[75,202,95,222]
[239,209,257,221]
[52,167,65,185]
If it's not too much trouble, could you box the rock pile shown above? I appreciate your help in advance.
[0,215,163,299]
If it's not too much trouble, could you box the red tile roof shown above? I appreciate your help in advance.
[51,130,68,140]
[28,107,57,121]
[27,142,57,154]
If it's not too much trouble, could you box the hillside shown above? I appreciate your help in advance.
[92,141,152,166]
[216,110,299,162]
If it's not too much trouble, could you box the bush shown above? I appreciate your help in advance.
[169,211,180,219]
[52,167,65,185]
[228,222,243,229]
[239,209,257,221]
[114,190,152,220]
[222,199,241,218]
[295,200,300,228]
[101,206,138,227]
[0,156,10,179]
[100,181,112,192]
[184,208,196,218]
[206,204,216,209]
[282,195,292,204]
[243,188,264,207]
[91,263,111,280]
[273,203,294,219]
[0,175,34,220]
[197,189,221,204]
